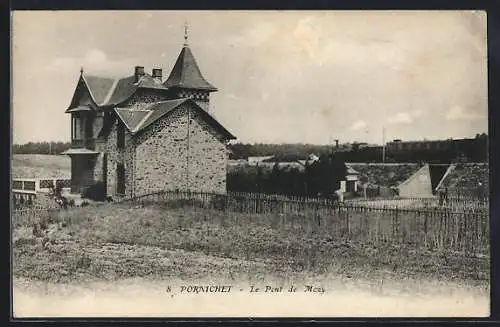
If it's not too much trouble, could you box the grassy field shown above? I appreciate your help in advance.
[12,202,489,289]
[11,154,71,178]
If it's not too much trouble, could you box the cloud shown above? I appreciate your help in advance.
[228,23,276,47]
[44,49,133,76]
[411,109,423,118]
[293,17,322,62]
[445,105,485,121]
[350,120,368,131]
[387,112,413,124]
[387,110,425,125]
[85,49,107,64]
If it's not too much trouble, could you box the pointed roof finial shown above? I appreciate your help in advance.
[80,66,84,75]
[184,21,189,46]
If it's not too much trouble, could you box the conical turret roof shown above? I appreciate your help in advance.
[163,45,217,92]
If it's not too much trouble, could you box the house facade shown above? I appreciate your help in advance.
[63,35,236,198]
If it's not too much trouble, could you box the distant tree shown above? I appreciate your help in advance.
[12,141,71,154]
[304,153,347,197]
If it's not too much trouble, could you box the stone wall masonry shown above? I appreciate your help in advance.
[187,109,227,193]
[103,120,135,198]
[133,106,189,195]
[133,103,228,195]
[122,89,170,110]
[104,123,117,196]
[90,99,229,198]
[124,132,135,198]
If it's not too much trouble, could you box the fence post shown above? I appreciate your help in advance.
[464,210,469,255]
[423,212,428,248]
[375,209,380,245]
[346,206,350,240]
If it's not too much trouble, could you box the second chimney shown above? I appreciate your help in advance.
[134,66,145,83]
[152,68,162,83]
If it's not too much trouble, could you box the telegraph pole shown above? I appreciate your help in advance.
[382,127,386,163]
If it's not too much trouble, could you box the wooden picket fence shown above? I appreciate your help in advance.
[12,190,489,256]
[118,190,489,256]
[347,196,488,213]
[11,205,60,227]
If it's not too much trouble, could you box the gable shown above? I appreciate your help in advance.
[114,99,236,141]
[133,103,228,149]
[83,75,116,105]
[66,77,98,111]
[115,109,151,133]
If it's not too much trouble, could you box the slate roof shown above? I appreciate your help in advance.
[71,73,169,110]
[114,109,151,133]
[68,43,216,112]
[103,75,136,106]
[83,75,116,105]
[114,99,235,139]
[163,45,217,91]
[138,99,191,132]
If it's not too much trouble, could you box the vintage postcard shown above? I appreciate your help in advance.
[11,10,489,317]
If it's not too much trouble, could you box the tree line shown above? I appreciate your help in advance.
[227,153,348,198]
[229,134,488,164]
[12,142,71,155]
[13,133,487,164]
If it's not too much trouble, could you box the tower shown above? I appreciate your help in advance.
[163,23,217,112]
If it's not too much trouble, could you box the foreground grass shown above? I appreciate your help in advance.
[12,203,489,288]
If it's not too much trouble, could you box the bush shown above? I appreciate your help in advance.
[81,181,106,201]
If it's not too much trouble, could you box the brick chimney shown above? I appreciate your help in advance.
[335,139,339,148]
[134,66,145,83]
[152,68,162,83]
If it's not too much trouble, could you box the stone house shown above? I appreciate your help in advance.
[62,35,236,198]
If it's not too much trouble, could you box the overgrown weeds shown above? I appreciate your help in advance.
[12,202,490,285]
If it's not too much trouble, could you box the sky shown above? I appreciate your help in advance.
[12,11,488,145]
